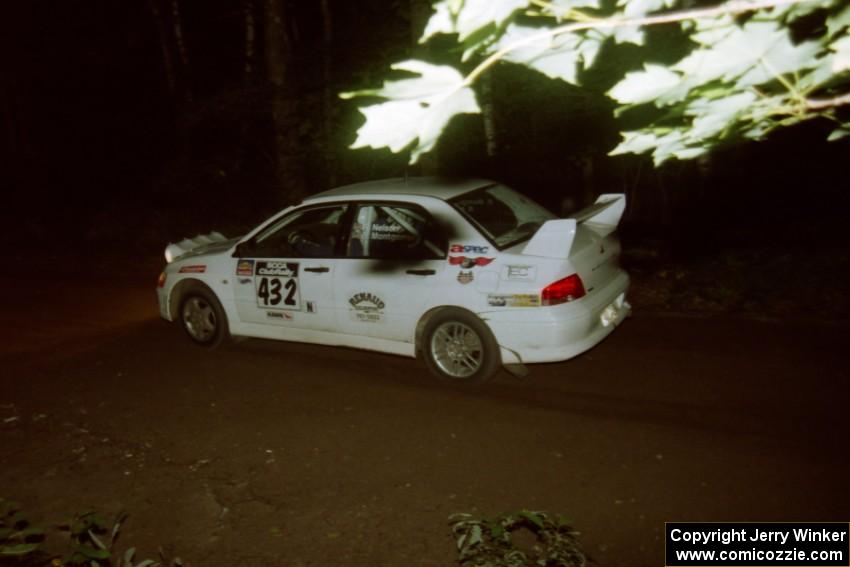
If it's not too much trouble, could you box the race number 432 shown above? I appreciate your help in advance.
[254,262,300,310]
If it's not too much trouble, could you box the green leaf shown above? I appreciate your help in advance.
[123,547,136,564]
[737,40,821,87]
[75,545,111,560]
[613,25,645,46]
[467,524,484,546]
[828,127,850,141]
[796,55,837,91]
[832,35,850,73]
[780,0,837,22]
[608,64,682,104]
[578,31,605,68]
[686,92,757,140]
[488,520,505,539]
[459,23,499,61]
[342,60,480,163]
[619,0,676,18]
[610,131,661,155]
[88,529,107,550]
[135,559,158,567]
[112,513,127,541]
[16,526,45,540]
[0,543,40,556]
[498,24,583,84]
[518,510,545,529]
[827,3,850,37]
[421,0,529,42]
[675,21,819,89]
[547,0,603,14]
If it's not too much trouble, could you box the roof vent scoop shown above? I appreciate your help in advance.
[165,231,227,263]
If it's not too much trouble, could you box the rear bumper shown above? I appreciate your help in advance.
[481,270,630,364]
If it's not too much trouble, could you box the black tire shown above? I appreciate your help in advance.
[178,286,228,348]
[421,308,501,385]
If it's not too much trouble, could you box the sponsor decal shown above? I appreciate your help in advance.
[255,261,301,310]
[503,265,536,281]
[349,292,385,323]
[236,259,254,276]
[256,261,298,278]
[306,301,317,313]
[266,311,294,320]
[179,265,206,274]
[487,294,541,308]
[457,270,474,285]
[371,231,414,242]
[448,256,495,269]
[450,244,489,254]
[372,223,405,234]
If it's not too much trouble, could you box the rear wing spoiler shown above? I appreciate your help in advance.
[522,194,625,259]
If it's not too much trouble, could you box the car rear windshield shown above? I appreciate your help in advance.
[449,185,556,249]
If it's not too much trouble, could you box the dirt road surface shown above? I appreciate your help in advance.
[2,270,849,566]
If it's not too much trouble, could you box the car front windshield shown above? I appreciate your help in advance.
[449,185,556,249]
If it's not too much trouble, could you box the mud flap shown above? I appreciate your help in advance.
[503,363,530,379]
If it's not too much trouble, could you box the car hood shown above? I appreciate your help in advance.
[165,232,242,263]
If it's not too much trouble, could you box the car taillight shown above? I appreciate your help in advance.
[157,272,167,288]
[542,274,586,306]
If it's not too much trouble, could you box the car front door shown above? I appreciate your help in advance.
[333,202,448,343]
[232,204,348,334]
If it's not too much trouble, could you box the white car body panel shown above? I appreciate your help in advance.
[157,178,630,370]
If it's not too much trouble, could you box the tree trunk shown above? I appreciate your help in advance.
[244,0,256,84]
[409,0,439,175]
[148,0,176,96]
[480,73,498,159]
[319,0,336,187]
[265,0,305,203]
[170,0,192,102]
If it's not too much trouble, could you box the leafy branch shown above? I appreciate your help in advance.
[463,0,808,87]
[341,0,850,165]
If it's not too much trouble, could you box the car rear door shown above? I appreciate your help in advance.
[332,202,448,343]
[232,204,348,333]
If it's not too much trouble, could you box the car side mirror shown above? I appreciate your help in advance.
[233,241,251,258]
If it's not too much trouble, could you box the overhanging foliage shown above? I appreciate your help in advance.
[342,0,850,165]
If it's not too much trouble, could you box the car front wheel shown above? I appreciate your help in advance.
[179,287,228,348]
[422,309,501,385]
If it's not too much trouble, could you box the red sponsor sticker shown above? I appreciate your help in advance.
[448,256,494,267]
[179,265,206,273]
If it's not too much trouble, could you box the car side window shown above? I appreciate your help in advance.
[346,205,445,260]
[250,205,347,258]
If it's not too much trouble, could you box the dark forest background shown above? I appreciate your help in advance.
[5,0,849,313]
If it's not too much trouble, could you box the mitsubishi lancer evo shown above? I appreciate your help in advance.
[156,178,630,384]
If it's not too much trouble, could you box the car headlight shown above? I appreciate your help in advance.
[165,243,182,264]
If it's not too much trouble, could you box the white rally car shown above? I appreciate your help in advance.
[156,178,630,384]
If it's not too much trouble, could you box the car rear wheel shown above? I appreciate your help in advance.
[179,287,228,348]
[422,309,501,385]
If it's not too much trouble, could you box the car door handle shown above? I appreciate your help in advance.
[406,269,436,276]
[304,266,330,273]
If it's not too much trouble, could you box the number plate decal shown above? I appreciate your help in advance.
[254,261,301,310]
